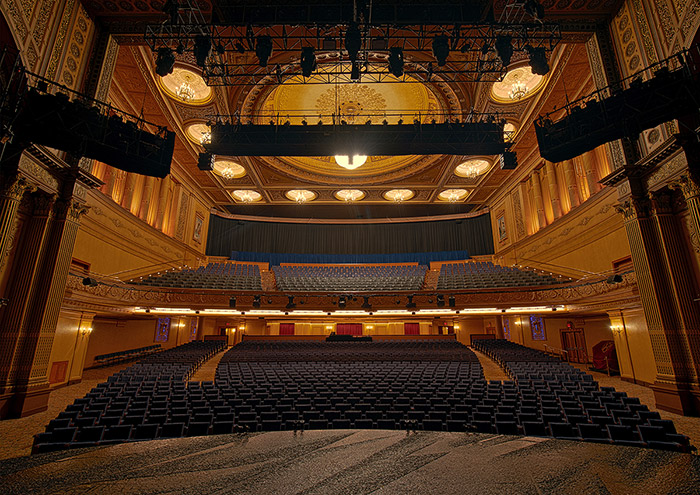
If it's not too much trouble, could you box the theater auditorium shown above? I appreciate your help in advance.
[1,0,700,493]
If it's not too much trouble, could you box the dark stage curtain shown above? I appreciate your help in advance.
[206,213,494,258]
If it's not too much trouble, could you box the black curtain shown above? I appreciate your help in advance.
[206,213,494,257]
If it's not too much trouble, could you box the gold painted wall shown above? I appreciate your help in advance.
[46,310,93,387]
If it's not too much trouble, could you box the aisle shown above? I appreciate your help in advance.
[470,347,510,381]
[189,347,228,383]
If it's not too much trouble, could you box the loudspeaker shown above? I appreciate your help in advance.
[82,277,99,287]
[500,151,517,170]
[606,274,623,284]
[197,152,214,171]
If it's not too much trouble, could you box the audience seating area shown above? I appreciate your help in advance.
[134,263,262,290]
[273,264,428,291]
[472,339,690,451]
[437,261,563,290]
[33,338,690,454]
[94,344,162,367]
[32,341,225,453]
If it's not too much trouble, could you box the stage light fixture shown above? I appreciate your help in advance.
[406,295,416,309]
[437,294,445,307]
[82,277,99,287]
[338,296,347,309]
[197,152,214,171]
[362,296,372,310]
[345,22,361,63]
[229,296,237,308]
[155,47,175,76]
[388,47,404,77]
[300,47,316,77]
[255,35,273,67]
[286,296,296,309]
[162,0,179,24]
[606,274,623,284]
[524,0,545,20]
[350,62,360,81]
[448,296,456,307]
[526,45,549,75]
[194,35,211,68]
[495,36,513,67]
[253,295,261,308]
[432,35,450,66]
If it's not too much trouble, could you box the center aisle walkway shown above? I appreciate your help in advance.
[188,347,228,383]
[470,347,510,381]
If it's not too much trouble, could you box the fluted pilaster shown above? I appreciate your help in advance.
[545,161,562,220]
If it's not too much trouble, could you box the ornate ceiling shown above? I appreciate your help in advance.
[91,1,609,218]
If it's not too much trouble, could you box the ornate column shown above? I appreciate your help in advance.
[0,192,56,411]
[8,197,89,416]
[517,181,532,235]
[563,160,581,209]
[531,170,547,230]
[0,175,32,274]
[138,176,156,222]
[616,195,698,414]
[673,175,700,250]
[544,161,562,220]
[581,151,602,196]
[155,176,171,231]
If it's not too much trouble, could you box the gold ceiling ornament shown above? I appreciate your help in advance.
[185,122,211,146]
[383,189,414,203]
[334,155,368,170]
[231,190,262,203]
[285,189,316,204]
[455,159,490,179]
[438,189,469,203]
[490,66,546,104]
[199,129,212,145]
[158,66,212,105]
[335,189,365,203]
[213,160,245,179]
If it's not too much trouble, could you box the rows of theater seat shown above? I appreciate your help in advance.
[32,341,225,453]
[134,262,261,290]
[472,339,690,451]
[272,264,427,291]
[437,261,564,289]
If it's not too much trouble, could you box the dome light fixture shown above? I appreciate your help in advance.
[509,80,528,100]
[176,80,195,102]
[334,155,367,170]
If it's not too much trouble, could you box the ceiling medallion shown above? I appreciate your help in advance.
[176,80,196,102]
[286,189,316,204]
[199,129,212,145]
[213,160,246,180]
[455,159,490,179]
[490,66,545,104]
[383,189,414,203]
[232,190,261,203]
[335,189,364,203]
[334,155,368,170]
[438,189,468,203]
[158,66,212,105]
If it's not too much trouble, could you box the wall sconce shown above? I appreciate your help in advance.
[610,324,623,336]
[454,324,460,330]
[81,327,93,337]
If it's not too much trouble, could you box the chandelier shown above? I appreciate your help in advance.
[509,80,528,100]
[176,81,195,102]
[239,192,254,203]
[448,192,461,203]
[461,164,480,179]
[334,155,367,170]
[199,130,211,145]
[220,166,235,179]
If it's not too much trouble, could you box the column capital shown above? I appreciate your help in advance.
[0,175,34,202]
[649,189,674,216]
[615,197,652,221]
[670,174,700,201]
[30,192,57,218]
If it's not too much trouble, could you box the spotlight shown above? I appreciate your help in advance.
[155,47,175,76]
[338,296,347,309]
[82,277,98,287]
[362,296,372,310]
[345,22,361,63]
[350,61,360,81]
[300,47,316,77]
[524,0,545,21]
[197,152,214,171]
[286,296,296,309]
[229,296,237,308]
[388,47,404,77]
[253,295,261,308]
[495,36,513,67]
[194,35,211,68]
[162,0,179,24]
[606,274,623,284]
[436,295,445,307]
[448,295,456,307]
[175,42,185,55]
[255,35,273,67]
[432,35,450,66]
[526,45,549,75]
[267,298,273,304]
[406,295,416,309]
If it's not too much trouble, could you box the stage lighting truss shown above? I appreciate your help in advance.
[145,16,561,87]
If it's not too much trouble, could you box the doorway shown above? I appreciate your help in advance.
[560,327,588,363]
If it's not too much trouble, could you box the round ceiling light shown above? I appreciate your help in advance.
[213,160,246,179]
[383,189,414,203]
[455,159,490,179]
[438,189,469,203]
[490,66,545,104]
[158,66,212,105]
[185,122,211,146]
[334,189,365,202]
[334,155,368,170]
[231,190,262,203]
[285,189,316,204]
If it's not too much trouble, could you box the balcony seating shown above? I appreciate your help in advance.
[437,261,564,290]
[134,262,262,290]
[272,264,428,292]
